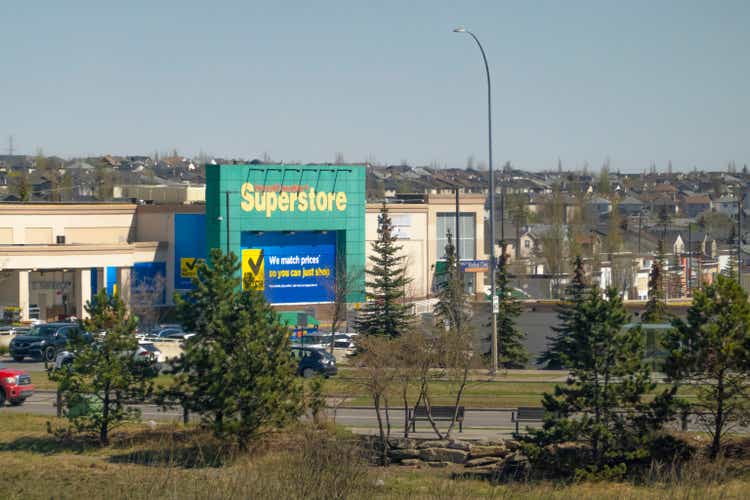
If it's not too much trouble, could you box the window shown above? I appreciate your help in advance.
[436,213,476,260]
[524,239,531,248]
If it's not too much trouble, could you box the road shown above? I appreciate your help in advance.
[2,391,728,439]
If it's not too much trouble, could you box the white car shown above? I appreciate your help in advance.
[53,342,163,370]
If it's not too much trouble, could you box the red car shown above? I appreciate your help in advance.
[0,367,34,406]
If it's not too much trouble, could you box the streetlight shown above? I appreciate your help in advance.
[453,26,500,373]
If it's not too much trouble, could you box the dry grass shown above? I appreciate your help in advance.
[1,414,750,499]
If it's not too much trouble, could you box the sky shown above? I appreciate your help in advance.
[1,1,749,172]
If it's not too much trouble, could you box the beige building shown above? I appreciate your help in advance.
[366,193,488,299]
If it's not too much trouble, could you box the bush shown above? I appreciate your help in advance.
[0,344,8,356]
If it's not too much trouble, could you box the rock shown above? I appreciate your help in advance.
[400,459,423,467]
[469,445,507,459]
[447,440,472,451]
[419,447,469,464]
[465,456,503,468]
[388,438,416,450]
[388,448,421,461]
[427,461,451,468]
[374,479,385,487]
[417,440,451,449]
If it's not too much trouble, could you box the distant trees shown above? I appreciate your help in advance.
[354,204,414,338]
[433,231,470,332]
[665,275,750,459]
[8,170,30,201]
[642,243,666,323]
[493,244,528,368]
[538,256,587,369]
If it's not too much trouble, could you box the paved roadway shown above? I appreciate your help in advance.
[1,391,724,439]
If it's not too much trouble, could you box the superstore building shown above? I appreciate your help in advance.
[0,164,487,321]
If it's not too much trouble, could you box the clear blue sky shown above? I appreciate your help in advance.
[1,1,748,172]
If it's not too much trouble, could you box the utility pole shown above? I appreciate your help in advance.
[7,135,13,156]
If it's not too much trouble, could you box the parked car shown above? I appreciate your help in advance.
[9,323,84,363]
[0,365,34,406]
[290,346,337,378]
[54,341,163,372]
[332,332,358,349]
[290,333,332,349]
[0,326,30,336]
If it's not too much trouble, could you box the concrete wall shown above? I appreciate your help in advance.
[0,204,137,245]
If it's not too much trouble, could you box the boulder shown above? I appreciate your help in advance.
[388,438,417,450]
[465,456,503,468]
[469,445,507,459]
[419,447,469,464]
[447,440,472,451]
[417,440,451,449]
[388,449,421,461]
[400,459,423,467]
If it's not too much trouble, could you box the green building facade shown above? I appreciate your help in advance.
[206,164,365,304]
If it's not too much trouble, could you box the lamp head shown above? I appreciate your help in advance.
[453,26,466,33]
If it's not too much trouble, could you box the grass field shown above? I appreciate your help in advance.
[0,413,748,499]
[29,368,698,410]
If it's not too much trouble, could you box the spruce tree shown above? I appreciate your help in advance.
[354,203,413,337]
[537,255,587,369]
[492,243,528,368]
[525,287,670,476]
[642,240,667,323]
[433,231,469,331]
[49,290,155,445]
[167,249,302,445]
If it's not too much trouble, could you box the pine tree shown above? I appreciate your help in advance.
[525,287,670,475]
[433,231,469,331]
[354,203,413,337]
[167,249,302,445]
[664,275,750,459]
[492,243,528,368]
[642,240,666,323]
[537,255,588,369]
[49,290,155,445]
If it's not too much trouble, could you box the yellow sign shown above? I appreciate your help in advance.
[242,249,265,290]
[180,257,205,278]
[240,183,347,217]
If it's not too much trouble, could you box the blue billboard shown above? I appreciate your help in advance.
[174,213,207,290]
[240,231,337,304]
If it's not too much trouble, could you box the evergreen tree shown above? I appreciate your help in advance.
[167,249,302,446]
[525,287,671,476]
[433,231,469,331]
[354,203,413,337]
[49,290,155,445]
[664,275,750,459]
[537,255,587,369]
[492,243,528,368]
[642,241,667,323]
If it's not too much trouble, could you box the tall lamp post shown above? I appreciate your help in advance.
[454,26,499,373]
